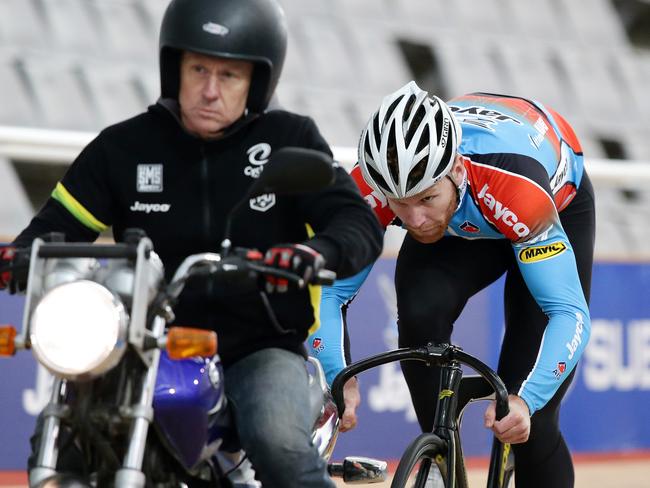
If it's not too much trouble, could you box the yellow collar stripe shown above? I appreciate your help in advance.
[52,182,108,233]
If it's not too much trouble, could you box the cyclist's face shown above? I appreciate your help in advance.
[178,52,253,140]
[388,157,463,244]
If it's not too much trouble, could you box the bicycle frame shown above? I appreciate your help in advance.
[331,343,512,488]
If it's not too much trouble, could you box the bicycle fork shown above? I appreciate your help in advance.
[431,359,466,488]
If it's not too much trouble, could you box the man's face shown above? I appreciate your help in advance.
[387,157,463,244]
[178,51,253,139]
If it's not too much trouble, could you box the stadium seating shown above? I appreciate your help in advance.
[0,0,648,258]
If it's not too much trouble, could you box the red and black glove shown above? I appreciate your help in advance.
[263,243,325,293]
[0,246,29,294]
[0,247,17,290]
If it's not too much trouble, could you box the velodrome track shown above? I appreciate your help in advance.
[2,452,649,487]
[333,453,650,487]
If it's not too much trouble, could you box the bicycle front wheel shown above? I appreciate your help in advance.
[391,433,448,488]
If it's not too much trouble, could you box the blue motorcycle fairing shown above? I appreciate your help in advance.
[153,350,226,470]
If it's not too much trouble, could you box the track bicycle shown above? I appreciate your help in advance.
[331,343,515,487]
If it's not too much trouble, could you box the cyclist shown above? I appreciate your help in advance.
[312,81,594,487]
[0,0,382,486]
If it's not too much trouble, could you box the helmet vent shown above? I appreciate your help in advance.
[366,162,391,194]
[403,95,416,121]
[405,104,427,147]
[407,153,429,193]
[383,97,402,129]
[372,113,381,145]
[386,119,400,188]
[434,129,454,179]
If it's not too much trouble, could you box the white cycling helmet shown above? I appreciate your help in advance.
[358,81,462,199]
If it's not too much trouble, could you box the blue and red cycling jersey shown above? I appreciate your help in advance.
[309,93,591,415]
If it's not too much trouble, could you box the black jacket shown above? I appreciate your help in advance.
[14,102,383,366]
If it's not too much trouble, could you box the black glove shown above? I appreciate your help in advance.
[0,246,29,294]
[263,243,325,293]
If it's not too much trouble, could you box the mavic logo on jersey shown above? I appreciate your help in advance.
[477,184,530,238]
[518,242,567,263]
[449,105,522,131]
[137,164,163,192]
[129,201,171,213]
[566,312,585,361]
[244,143,271,178]
[250,193,276,212]
[460,220,480,233]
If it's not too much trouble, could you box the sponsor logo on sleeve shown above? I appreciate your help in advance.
[566,312,585,361]
[312,337,325,354]
[553,361,567,379]
[137,164,163,192]
[518,241,567,263]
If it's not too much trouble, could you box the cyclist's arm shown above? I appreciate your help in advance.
[513,229,590,415]
[308,264,374,385]
[469,154,591,415]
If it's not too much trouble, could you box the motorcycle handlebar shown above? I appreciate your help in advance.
[167,253,337,301]
[37,243,140,260]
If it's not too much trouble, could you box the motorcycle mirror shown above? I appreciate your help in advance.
[221,147,336,256]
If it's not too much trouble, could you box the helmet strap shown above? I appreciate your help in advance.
[446,170,467,212]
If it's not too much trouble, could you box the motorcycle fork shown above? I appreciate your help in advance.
[115,316,166,488]
[29,377,69,487]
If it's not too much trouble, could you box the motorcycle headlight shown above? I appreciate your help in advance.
[30,280,128,380]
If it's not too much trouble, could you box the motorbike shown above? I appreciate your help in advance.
[0,147,386,487]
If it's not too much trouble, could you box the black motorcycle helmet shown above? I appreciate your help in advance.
[159,0,288,114]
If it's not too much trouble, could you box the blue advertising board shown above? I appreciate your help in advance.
[0,260,648,469]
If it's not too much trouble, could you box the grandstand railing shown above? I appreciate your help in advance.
[1,126,649,186]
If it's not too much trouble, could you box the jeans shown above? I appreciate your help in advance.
[224,348,335,488]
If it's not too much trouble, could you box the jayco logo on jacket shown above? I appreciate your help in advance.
[129,201,171,213]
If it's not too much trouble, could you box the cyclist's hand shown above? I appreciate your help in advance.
[263,243,324,293]
[484,394,530,444]
[340,377,361,433]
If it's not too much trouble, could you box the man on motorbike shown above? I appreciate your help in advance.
[0,0,383,486]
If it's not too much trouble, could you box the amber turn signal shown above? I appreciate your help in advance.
[166,327,217,360]
[0,325,17,356]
